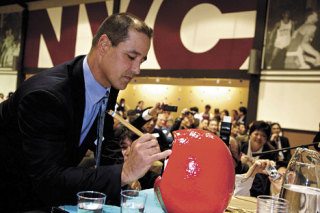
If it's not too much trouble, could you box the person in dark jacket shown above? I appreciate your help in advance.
[0,13,171,212]
[270,122,291,166]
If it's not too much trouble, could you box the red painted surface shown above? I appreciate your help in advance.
[154,129,235,213]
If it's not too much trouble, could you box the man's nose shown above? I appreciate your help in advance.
[131,61,141,75]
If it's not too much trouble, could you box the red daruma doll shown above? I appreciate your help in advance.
[154,129,235,213]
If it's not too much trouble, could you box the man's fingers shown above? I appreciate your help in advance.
[149,150,172,162]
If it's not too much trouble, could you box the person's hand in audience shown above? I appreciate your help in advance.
[269,167,286,195]
[241,154,255,167]
[244,159,275,179]
[148,102,163,117]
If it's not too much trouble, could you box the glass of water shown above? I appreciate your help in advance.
[257,195,288,213]
[121,190,147,213]
[77,191,106,213]
[280,148,320,213]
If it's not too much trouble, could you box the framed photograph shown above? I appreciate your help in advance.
[263,0,320,70]
[0,12,22,73]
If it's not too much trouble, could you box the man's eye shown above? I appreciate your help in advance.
[127,55,135,60]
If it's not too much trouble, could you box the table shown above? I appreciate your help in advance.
[62,189,256,212]
[62,189,163,213]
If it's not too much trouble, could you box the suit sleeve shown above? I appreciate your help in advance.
[18,90,122,207]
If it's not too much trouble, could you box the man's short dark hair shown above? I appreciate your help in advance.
[92,13,153,47]
[239,106,247,115]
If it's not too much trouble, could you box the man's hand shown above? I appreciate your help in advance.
[270,133,279,141]
[121,134,171,186]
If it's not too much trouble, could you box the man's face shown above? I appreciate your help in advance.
[99,29,151,90]
[271,124,281,136]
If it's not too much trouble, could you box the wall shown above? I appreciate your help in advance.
[283,129,318,156]
[257,70,320,131]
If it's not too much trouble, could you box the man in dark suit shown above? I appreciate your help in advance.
[0,13,171,212]
[270,122,291,166]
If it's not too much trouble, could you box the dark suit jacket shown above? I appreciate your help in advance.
[313,132,320,151]
[0,56,125,211]
[270,136,291,165]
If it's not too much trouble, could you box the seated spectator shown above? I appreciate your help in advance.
[236,122,249,144]
[250,162,287,197]
[171,108,196,131]
[0,92,4,103]
[229,136,248,174]
[230,123,239,139]
[207,118,220,136]
[198,119,209,131]
[270,122,291,166]
[234,159,276,196]
[313,122,320,151]
[141,117,171,152]
[240,121,276,168]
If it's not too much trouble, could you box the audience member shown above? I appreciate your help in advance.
[231,109,239,123]
[213,107,221,122]
[237,106,247,126]
[116,98,127,118]
[236,122,249,144]
[134,100,144,115]
[220,109,229,122]
[241,121,276,168]
[250,163,287,197]
[313,122,320,151]
[190,106,202,121]
[171,108,196,131]
[269,122,291,166]
[200,104,214,121]
[198,119,209,131]
[0,92,4,102]
[207,118,220,136]
[234,159,276,196]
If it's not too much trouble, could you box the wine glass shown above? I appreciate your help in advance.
[280,148,320,213]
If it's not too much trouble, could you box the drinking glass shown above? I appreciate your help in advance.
[280,148,320,213]
[77,191,106,213]
[257,195,288,213]
[121,190,147,213]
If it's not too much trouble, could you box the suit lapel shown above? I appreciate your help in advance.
[68,56,86,157]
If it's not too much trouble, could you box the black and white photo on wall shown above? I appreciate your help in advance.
[0,12,22,72]
[264,0,320,70]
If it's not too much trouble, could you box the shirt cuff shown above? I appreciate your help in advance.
[142,109,152,120]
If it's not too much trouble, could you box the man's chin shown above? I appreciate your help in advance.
[115,83,128,90]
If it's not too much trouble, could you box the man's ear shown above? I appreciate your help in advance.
[98,34,112,52]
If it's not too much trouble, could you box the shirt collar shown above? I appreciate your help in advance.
[83,56,110,103]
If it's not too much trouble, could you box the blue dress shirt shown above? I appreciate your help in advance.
[80,56,110,145]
